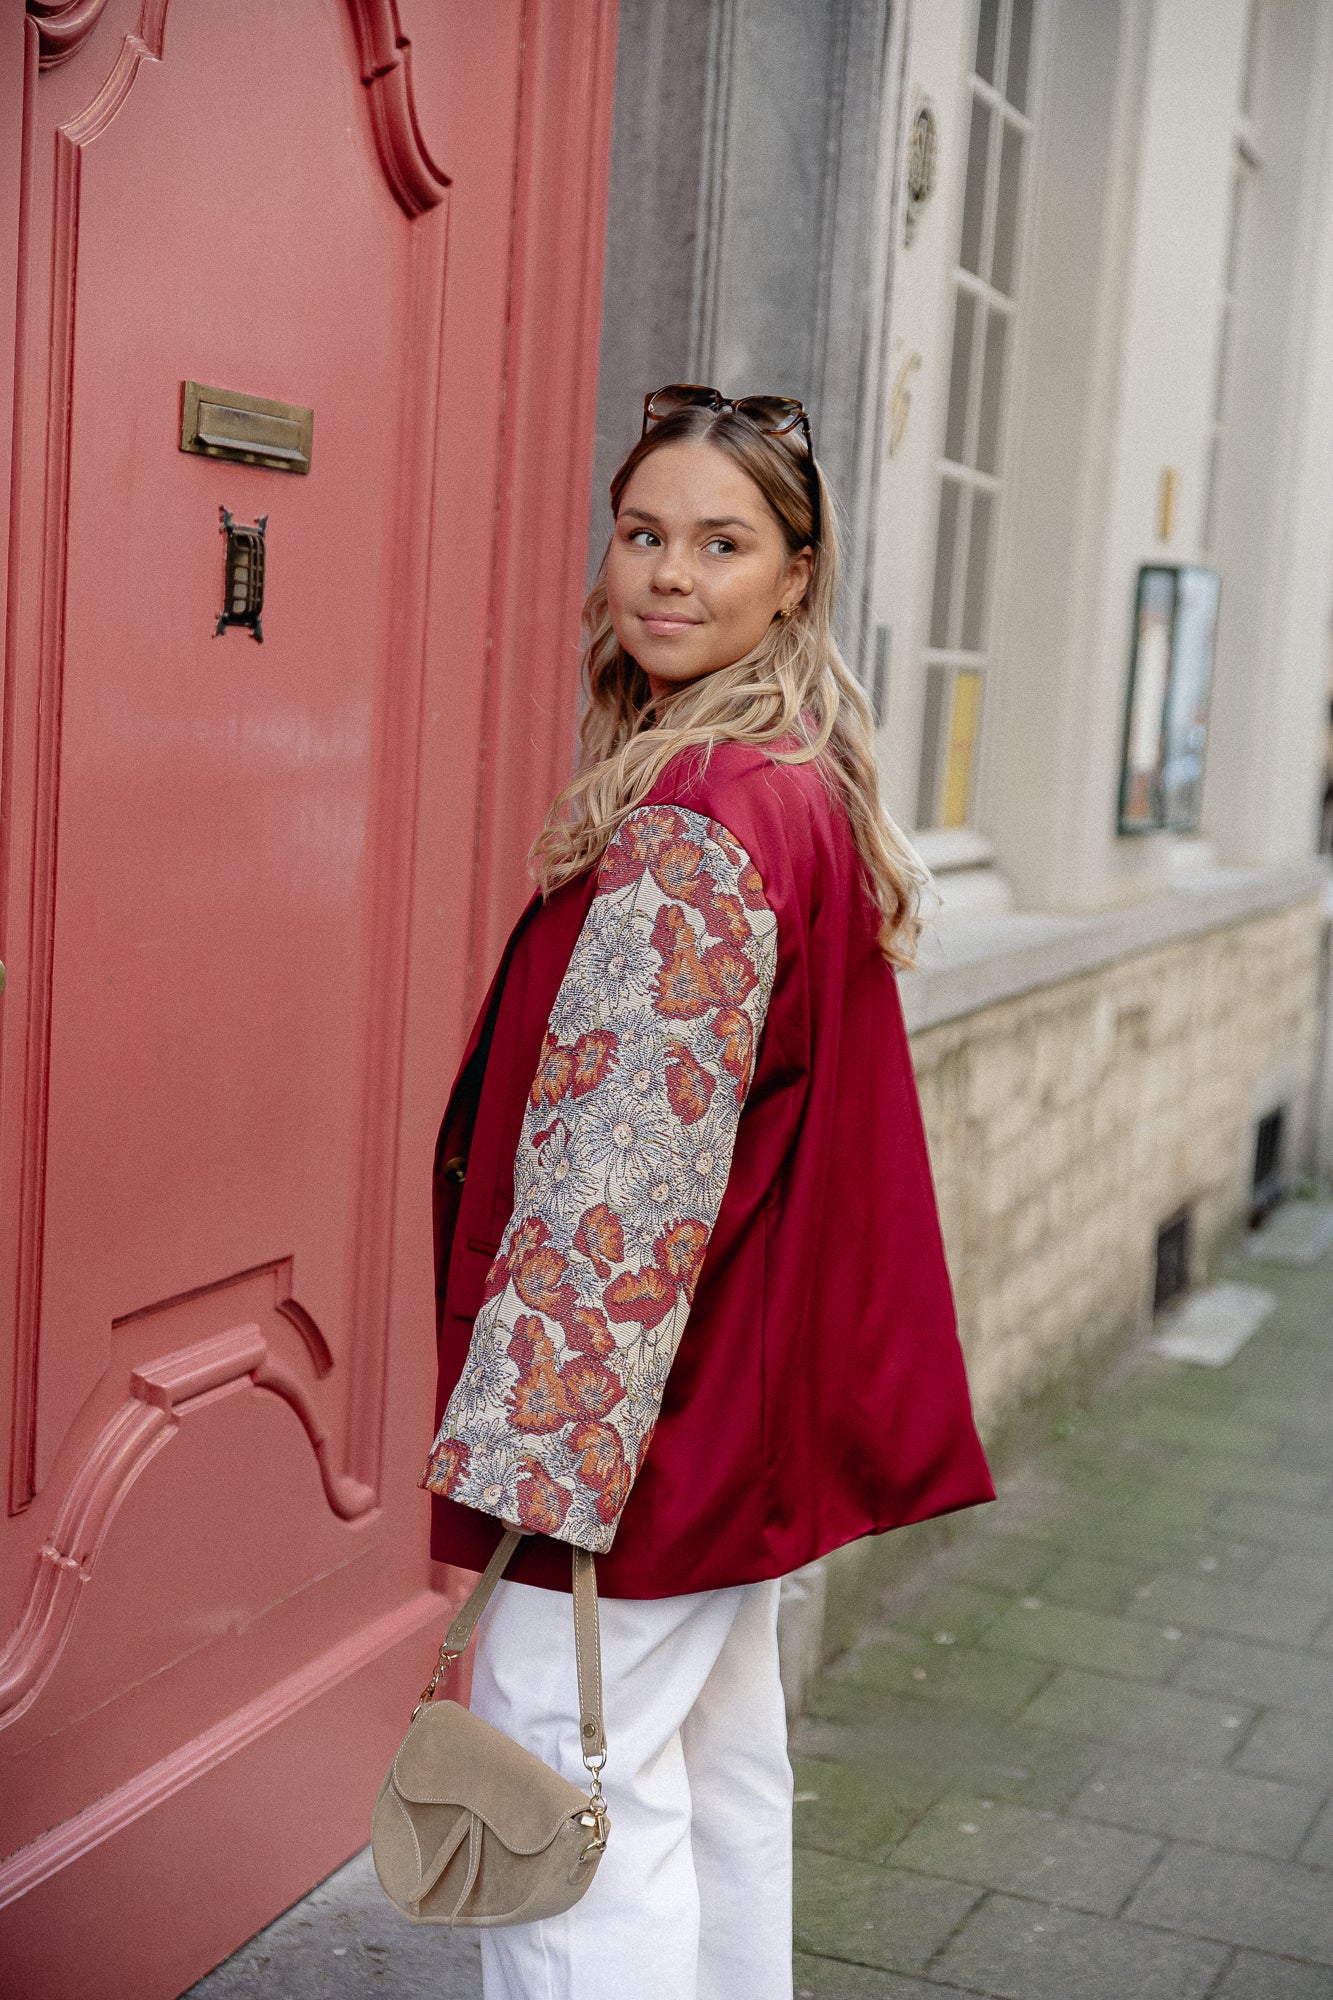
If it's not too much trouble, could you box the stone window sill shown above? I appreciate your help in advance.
[898,855,1331,1034]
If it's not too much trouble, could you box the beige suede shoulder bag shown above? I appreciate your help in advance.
[371,1529,609,1928]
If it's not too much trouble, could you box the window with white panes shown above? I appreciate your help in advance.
[916,0,1035,829]
[1202,0,1262,555]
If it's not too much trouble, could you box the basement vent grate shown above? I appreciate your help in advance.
[1154,1209,1191,1312]
[1252,1106,1285,1219]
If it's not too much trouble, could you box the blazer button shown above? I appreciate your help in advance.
[442,1155,467,1185]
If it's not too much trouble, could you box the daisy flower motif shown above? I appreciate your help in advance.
[612,1022,672,1101]
[620,1157,690,1258]
[679,1099,735,1214]
[462,1442,523,1518]
[579,1083,670,1202]
[534,1118,599,1233]
[451,1337,514,1420]
[577,897,658,1014]
[563,1482,612,1550]
[547,966,599,1045]
[623,1356,673,1451]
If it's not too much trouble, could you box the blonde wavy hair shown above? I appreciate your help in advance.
[532,404,929,967]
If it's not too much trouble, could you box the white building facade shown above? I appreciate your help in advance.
[594,0,1333,1654]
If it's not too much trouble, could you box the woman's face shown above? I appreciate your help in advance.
[606,440,813,698]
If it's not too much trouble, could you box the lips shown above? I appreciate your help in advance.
[639,614,700,635]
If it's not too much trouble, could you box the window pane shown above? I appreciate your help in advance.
[1211,300,1233,426]
[1239,0,1261,116]
[1224,167,1246,294]
[960,94,990,278]
[1006,0,1034,112]
[941,669,984,827]
[1202,427,1222,554]
[974,0,1000,83]
[961,487,992,652]
[916,664,951,827]
[976,308,1008,474]
[945,289,976,464]
[930,477,962,649]
[991,119,1023,294]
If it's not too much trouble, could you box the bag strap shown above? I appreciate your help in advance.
[415,1530,607,1776]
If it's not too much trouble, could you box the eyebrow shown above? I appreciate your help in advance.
[619,507,757,532]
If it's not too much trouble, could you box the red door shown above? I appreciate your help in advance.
[0,4,615,1995]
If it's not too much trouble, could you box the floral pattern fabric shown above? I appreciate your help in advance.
[420,804,778,1553]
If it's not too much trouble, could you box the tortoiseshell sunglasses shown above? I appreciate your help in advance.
[640,382,821,543]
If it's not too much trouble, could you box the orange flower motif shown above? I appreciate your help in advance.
[570,1028,618,1097]
[738,860,767,910]
[664,1042,716,1124]
[568,1420,631,1524]
[560,1351,625,1419]
[507,1317,574,1432]
[574,1202,625,1278]
[566,1303,618,1357]
[421,1436,470,1492]
[711,1006,755,1090]
[654,1217,710,1293]
[516,1458,572,1534]
[651,903,716,1018]
[697,881,752,946]
[650,837,708,905]
[701,939,757,1006]
[604,1263,677,1328]
[599,807,687,890]
[708,818,746,865]
[529,1034,575,1109]
[510,1218,578,1318]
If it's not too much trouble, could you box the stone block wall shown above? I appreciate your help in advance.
[910,895,1325,1431]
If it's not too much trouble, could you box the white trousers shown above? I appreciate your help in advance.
[468,1574,794,2000]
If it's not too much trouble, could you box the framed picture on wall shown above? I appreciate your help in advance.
[1118,564,1221,834]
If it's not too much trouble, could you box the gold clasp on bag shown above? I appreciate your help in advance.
[412,1648,459,1720]
[577,1797,609,1862]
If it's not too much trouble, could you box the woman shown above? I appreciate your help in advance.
[421,385,994,1998]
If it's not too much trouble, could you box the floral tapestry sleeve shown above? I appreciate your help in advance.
[419,803,778,1553]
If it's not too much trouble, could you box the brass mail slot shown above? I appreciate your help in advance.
[180,381,313,473]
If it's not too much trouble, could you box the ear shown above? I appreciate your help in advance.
[785,545,814,608]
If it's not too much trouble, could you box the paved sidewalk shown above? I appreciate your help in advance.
[791,1248,1333,2000]
[189,1246,1333,1998]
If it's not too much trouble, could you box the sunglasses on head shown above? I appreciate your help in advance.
[640,383,821,544]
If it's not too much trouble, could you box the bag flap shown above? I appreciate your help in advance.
[393,1701,589,1855]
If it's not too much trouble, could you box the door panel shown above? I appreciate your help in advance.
[0,2,618,1993]
[33,2,407,1493]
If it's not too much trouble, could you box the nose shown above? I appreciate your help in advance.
[650,539,693,594]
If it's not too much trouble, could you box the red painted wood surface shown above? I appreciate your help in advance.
[0,4,616,1994]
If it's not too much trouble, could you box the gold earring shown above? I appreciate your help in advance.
[778,604,793,621]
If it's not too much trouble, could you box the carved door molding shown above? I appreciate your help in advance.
[0,4,617,1994]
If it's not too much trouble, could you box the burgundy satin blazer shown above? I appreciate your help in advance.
[428,741,993,1596]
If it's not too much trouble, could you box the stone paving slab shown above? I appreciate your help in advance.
[792,1956,981,1999]
[1212,1501,1333,1552]
[1298,1800,1333,1867]
[1068,1750,1323,1858]
[1236,1709,1333,1784]
[1014,1665,1255,1761]
[979,1598,1191,1679]
[1127,1841,1333,1962]
[792,1849,983,1974]
[1215,1951,1333,1999]
[928,1894,1228,2000]
[1127,1570,1332,1644]
[890,1794,1161,1913]
[824,1628,1056,1717]
[1176,1635,1333,1713]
